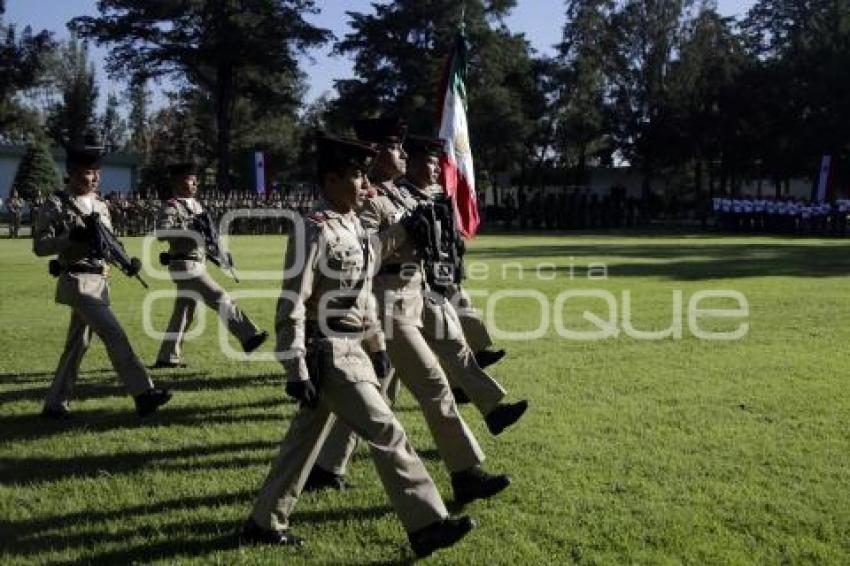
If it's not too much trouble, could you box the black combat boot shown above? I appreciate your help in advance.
[408,515,475,558]
[134,388,172,417]
[451,466,511,505]
[485,400,529,435]
[239,518,304,546]
[41,403,73,420]
[474,348,506,369]
[242,330,269,353]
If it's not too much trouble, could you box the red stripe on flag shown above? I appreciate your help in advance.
[440,157,480,238]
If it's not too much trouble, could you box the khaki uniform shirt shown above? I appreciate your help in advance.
[33,192,112,306]
[360,181,428,326]
[276,201,385,383]
[157,197,206,262]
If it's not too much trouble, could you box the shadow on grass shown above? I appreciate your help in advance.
[0,439,280,485]
[0,368,116,383]
[1,492,413,565]
[471,242,850,280]
[0,395,288,445]
[0,372,284,407]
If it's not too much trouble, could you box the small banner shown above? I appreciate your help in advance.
[815,155,831,203]
[254,151,266,194]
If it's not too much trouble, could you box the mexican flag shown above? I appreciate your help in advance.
[437,32,480,237]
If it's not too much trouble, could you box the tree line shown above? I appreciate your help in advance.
[2,0,848,204]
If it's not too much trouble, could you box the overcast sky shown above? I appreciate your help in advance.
[5,0,756,110]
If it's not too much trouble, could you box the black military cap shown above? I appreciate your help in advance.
[353,117,408,145]
[405,135,445,158]
[316,133,379,174]
[166,139,200,177]
[66,130,106,169]
[166,160,200,177]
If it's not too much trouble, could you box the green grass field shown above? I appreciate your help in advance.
[1,232,849,565]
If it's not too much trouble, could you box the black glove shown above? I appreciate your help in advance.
[285,379,319,409]
[370,350,392,379]
[127,257,143,277]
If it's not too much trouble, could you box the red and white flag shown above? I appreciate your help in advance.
[437,32,479,237]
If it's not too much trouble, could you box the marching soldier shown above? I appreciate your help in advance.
[242,134,474,558]
[33,134,171,419]
[401,134,527,424]
[6,187,23,238]
[305,118,511,504]
[152,159,268,369]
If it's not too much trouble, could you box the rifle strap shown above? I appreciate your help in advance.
[54,191,87,219]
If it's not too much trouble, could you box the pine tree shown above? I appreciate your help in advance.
[101,92,127,150]
[70,0,331,191]
[127,76,151,158]
[12,138,62,199]
[46,35,99,147]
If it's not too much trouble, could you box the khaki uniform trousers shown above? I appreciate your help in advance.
[448,285,493,353]
[45,275,153,409]
[315,315,485,477]
[420,292,505,416]
[156,260,260,364]
[249,336,447,533]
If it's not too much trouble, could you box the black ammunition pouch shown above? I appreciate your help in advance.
[425,262,456,295]
[49,260,105,277]
[159,252,196,265]
[304,322,327,395]
[377,262,420,280]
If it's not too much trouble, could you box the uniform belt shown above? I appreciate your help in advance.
[65,264,106,275]
[159,252,201,265]
[378,264,404,275]
[307,319,366,336]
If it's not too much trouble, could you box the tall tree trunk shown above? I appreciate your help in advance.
[641,160,653,203]
[215,64,235,193]
[577,144,588,186]
[694,159,703,198]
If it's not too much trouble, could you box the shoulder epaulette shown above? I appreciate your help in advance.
[307,211,329,223]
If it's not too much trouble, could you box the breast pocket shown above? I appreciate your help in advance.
[327,243,365,290]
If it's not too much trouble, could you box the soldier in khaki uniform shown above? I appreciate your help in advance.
[153,160,268,369]
[242,134,474,558]
[6,187,23,238]
[305,118,511,504]
[401,134,527,427]
[34,136,171,419]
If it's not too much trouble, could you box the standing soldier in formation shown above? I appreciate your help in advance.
[152,160,268,369]
[242,134,474,558]
[33,135,171,419]
[6,187,23,238]
[305,118,511,504]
